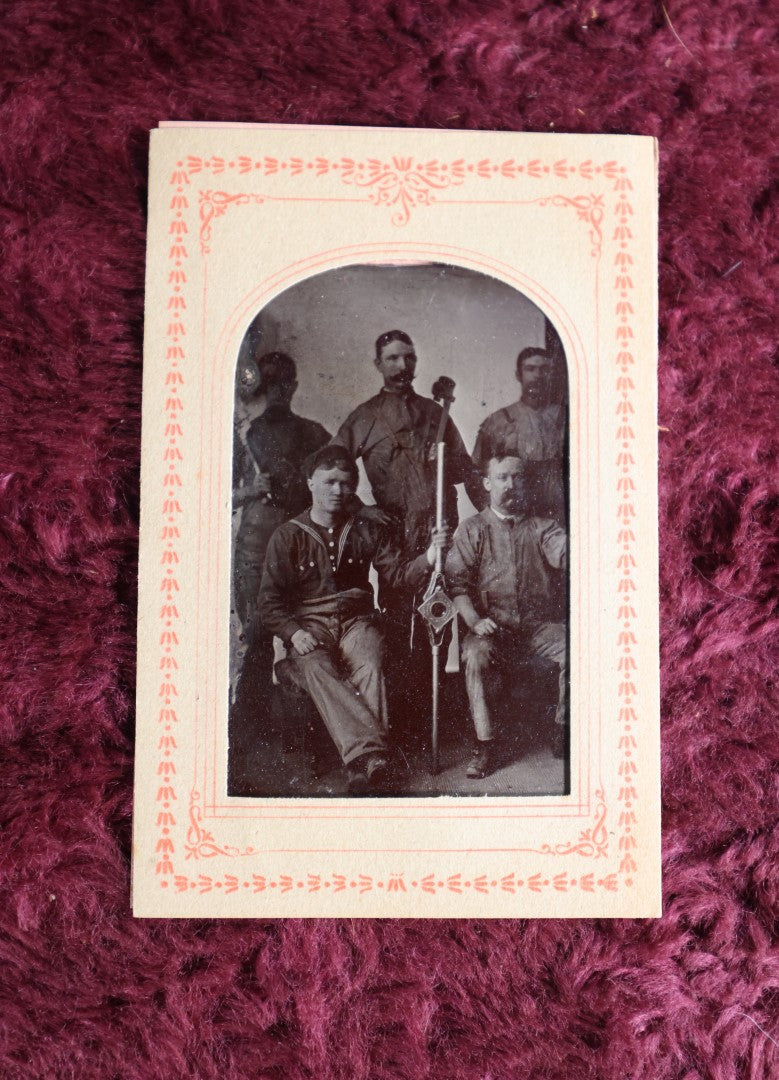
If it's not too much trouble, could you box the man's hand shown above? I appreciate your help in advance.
[426,523,452,564]
[233,472,273,507]
[290,629,319,656]
[472,617,498,638]
[358,503,393,528]
[255,472,273,496]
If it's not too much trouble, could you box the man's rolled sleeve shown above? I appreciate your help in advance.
[444,522,479,601]
[539,521,567,571]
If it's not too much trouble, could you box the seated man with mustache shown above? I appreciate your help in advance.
[446,448,568,779]
[259,445,449,793]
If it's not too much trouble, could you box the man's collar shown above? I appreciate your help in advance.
[257,403,293,421]
[379,385,416,400]
[490,506,513,522]
[306,508,353,532]
[489,505,528,524]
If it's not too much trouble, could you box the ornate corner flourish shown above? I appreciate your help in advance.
[185,789,256,860]
[199,191,266,255]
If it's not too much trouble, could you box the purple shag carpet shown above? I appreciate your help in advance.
[1,2,776,1077]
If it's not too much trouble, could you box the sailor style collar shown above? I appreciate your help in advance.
[291,513,356,573]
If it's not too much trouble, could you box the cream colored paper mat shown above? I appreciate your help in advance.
[133,124,659,917]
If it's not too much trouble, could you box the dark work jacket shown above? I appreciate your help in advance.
[243,407,330,519]
[331,388,474,559]
[259,510,431,643]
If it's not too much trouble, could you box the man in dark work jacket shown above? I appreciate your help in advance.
[446,450,568,779]
[259,446,449,793]
[330,330,474,731]
[232,351,330,683]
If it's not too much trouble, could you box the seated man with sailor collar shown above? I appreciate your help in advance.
[258,445,449,793]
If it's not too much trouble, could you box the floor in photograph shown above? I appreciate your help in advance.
[229,677,568,798]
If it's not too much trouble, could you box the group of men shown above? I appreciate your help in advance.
[232,329,568,793]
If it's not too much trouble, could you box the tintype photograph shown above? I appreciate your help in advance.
[134,125,659,917]
[227,263,569,799]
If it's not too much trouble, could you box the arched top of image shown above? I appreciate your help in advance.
[235,262,568,453]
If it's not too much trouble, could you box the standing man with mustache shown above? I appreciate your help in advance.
[330,330,474,736]
[467,347,566,524]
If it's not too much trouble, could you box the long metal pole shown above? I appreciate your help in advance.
[431,643,440,774]
[435,443,444,567]
[431,442,445,773]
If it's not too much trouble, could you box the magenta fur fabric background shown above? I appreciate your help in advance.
[1,1,776,1077]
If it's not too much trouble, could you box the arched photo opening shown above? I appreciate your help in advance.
[228,262,569,799]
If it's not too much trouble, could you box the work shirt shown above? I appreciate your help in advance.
[331,387,474,558]
[445,507,567,635]
[467,400,565,519]
[242,406,330,522]
[259,511,431,643]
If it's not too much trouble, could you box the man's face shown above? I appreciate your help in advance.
[375,339,417,392]
[518,355,553,408]
[264,378,296,410]
[307,466,355,515]
[484,457,528,514]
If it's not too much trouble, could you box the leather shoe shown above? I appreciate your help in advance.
[466,741,493,779]
[363,752,390,787]
[348,752,390,794]
[346,765,368,794]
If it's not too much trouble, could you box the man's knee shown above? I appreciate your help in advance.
[531,623,566,668]
[276,647,336,688]
[342,618,385,669]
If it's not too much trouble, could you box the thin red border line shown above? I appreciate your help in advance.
[193,262,208,795]
[595,205,603,799]
[210,248,583,807]
[190,219,596,842]
[208,811,592,821]
[207,242,590,820]
[208,802,588,812]
[178,846,610,853]
[205,240,593,823]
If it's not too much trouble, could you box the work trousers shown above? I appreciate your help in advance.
[276,612,388,766]
[461,622,567,741]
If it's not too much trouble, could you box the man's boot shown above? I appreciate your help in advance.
[466,740,494,779]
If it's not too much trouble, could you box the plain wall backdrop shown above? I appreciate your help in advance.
[235,261,560,517]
